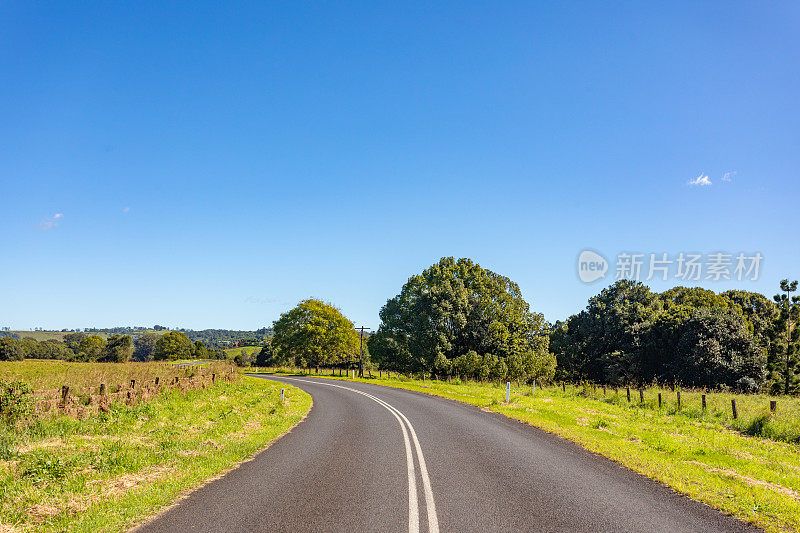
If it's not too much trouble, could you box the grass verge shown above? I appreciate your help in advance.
[257,370,800,533]
[0,375,311,532]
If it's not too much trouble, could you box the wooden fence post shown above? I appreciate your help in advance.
[658,392,662,408]
[626,387,631,402]
[639,389,644,403]
[130,379,136,389]
[562,382,566,393]
[61,385,69,403]
[154,377,160,386]
[770,400,777,413]
[677,390,681,409]
[99,383,106,395]
[702,394,707,411]
[731,399,738,419]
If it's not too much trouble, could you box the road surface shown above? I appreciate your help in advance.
[137,375,757,532]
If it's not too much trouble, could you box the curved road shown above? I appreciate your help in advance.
[137,376,757,532]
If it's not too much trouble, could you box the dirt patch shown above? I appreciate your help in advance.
[94,466,173,497]
[689,461,800,501]
[27,503,59,521]
[0,522,20,533]
[178,450,203,457]
[16,438,64,454]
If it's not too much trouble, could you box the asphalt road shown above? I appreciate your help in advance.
[136,376,758,533]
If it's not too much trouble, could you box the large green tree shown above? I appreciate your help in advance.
[369,257,554,381]
[272,299,360,369]
[551,280,660,383]
[102,335,133,363]
[153,331,194,361]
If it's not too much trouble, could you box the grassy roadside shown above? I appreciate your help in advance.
[256,370,800,533]
[0,375,311,532]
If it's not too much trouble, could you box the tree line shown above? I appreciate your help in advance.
[4,256,797,394]
[550,279,799,394]
[0,331,227,363]
[262,258,556,384]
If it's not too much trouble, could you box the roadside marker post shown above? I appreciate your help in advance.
[280,388,285,404]
[532,380,536,395]
[505,382,510,403]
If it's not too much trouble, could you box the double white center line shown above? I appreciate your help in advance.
[281,377,439,533]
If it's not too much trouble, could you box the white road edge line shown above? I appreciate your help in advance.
[279,376,439,533]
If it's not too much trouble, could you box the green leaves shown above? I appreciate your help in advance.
[153,331,194,361]
[271,299,360,368]
[369,257,554,381]
[552,280,776,391]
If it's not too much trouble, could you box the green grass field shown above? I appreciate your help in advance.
[223,346,261,358]
[0,364,311,532]
[252,369,800,533]
[6,332,90,342]
[0,359,221,391]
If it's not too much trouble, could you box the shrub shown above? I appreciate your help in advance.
[0,338,24,361]
[0,380,34,426]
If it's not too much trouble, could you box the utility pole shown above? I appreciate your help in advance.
[357,326,371,377]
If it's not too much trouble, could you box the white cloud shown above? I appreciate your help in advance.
[122,206,131,213]
[38,213,64,230]
[688,173,712,186]
[722,171,735,182]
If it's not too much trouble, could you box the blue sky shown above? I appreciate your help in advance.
[2,2,799,331]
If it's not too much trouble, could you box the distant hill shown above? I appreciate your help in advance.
[1,327,273,348]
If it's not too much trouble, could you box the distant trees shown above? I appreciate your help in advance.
[132,333,160,362]
[233,348,253,367]
[75,335,107,362]
[153,331,194,361]
[0,338,24,361]
[272,299,360,369]
[368,257,555,382]
[102,335,133,363]
[30,339,72,360]
[255,341,275,367]
[63,333,87,353]
[193,340,209,359]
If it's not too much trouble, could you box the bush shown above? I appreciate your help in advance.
[0,380,34,426]
[0,338,24,361]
